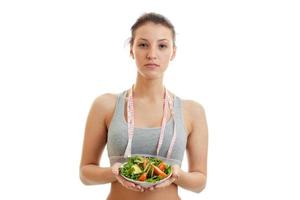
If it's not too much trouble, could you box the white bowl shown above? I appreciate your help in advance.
[119,162,173,188]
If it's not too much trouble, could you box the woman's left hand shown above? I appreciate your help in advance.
[147,164,181,191]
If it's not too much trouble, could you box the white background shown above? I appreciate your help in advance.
[0,0,299,199]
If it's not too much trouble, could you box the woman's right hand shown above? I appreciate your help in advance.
[111,162,144,192]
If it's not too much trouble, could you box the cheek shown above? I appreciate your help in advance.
[133,50,144,58]
[161,51,173,61]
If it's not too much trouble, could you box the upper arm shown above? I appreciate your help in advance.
[185,101,208,176]
[79,93,116,168]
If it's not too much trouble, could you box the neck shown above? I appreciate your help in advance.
[132,74,165,102]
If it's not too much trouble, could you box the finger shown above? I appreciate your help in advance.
[148,186,154,191]
[128,186,139,191]
[112,163,122,175]
[146,186,153,191]
[172,171,179,178]
[172,173,179,181]
[135,185,143,191]
[123,181,135,188]
[128,185,144,192]
[172,165,181,179]
[112,168,119,175]
[116,176,135,188]
[124,184,135,190]
[114,175,142,192]
[169,177,176,183]
[132,184,145,192]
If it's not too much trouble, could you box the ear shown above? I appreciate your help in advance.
[170,46,176,61]
[130,49,134,59]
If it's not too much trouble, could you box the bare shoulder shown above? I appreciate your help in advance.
[91,93,118,127]
[181,99,207,135]
[93,93,117,110]
[182,99,206,118]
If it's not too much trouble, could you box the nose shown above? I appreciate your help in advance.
[146,46,157,60]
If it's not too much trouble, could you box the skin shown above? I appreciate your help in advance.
[80,22,208,200]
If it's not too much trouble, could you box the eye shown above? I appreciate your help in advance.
[159,44,168,49]
[138,43,148,48]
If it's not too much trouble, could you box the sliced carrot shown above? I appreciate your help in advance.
[158,173,168,179]
[138,172,147,181]
[158,162,167,171]
[151,164,167,178]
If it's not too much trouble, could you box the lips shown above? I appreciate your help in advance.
[144,63,160,68]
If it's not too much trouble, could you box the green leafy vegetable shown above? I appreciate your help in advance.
[120,155,172,183]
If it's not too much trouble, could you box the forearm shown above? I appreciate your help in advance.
[80,164,116,185]
[174,170,206,193]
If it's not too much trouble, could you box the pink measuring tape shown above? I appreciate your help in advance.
[123,85,177,159]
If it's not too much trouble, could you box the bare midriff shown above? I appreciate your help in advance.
[106,181,181,200]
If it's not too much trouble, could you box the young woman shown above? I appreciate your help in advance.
[79,12,208,200]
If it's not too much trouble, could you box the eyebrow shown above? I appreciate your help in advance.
[137,38,169,42]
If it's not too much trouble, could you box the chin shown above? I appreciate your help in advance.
[139,71,164,80]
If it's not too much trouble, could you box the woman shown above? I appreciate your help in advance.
[79,12,208,200]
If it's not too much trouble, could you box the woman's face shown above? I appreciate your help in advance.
[130,22,176,80]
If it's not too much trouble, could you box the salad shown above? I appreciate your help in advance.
[119,155,172,183]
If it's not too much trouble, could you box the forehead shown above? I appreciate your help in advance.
[134,22,173,42]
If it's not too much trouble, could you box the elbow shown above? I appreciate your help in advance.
[193,184,206,193]
[193,174,207,193]
[79,166,92,185]
[80,174,90,185]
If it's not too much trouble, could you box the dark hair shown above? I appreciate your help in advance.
[129,12,176,47]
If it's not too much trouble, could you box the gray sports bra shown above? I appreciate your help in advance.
[106,91,188,166]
